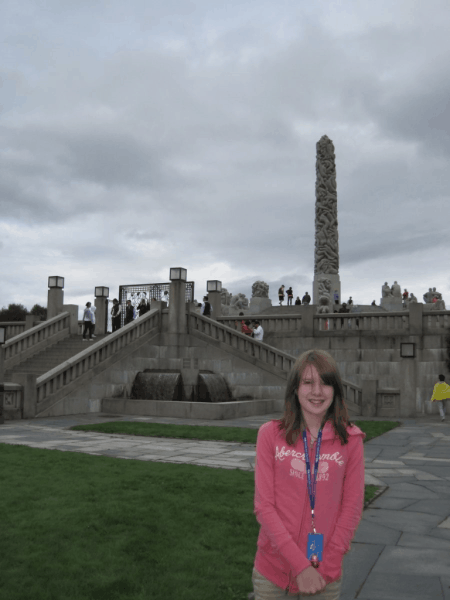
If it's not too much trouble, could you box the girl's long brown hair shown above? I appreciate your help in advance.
[276,348,355,446]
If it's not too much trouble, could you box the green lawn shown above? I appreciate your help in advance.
[0,419,400,600]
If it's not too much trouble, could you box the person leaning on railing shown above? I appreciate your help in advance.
[242,320,253,336]
[251,321,264,341]
[234,312,245,332]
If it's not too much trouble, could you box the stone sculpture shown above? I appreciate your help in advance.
[230,293,249,310]
[432,287,442,301]
[391,281,402,298]
[431,299,446,310]
[409,293,417,303]
[314,136,339,276]
[429,288,445,310]
[252,281,269,298]
[382,282,393,297]
[316,276,332,314]
[423,288,434,303]
[220,288,232,306]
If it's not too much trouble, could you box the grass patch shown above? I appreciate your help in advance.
[0,419,400,600]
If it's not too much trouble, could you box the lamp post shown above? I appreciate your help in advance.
[47,276,65,319]
[206,280,222,321]
[0,326,5,425]
[168,267,187,336]
[94,287,109,335]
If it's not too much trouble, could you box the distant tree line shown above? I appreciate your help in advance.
[0,303,47,321]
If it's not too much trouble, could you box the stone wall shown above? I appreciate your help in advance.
[218,304,449,418]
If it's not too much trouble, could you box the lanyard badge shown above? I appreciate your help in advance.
[303,429,324,568]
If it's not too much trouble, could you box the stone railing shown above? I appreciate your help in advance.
[4,312,71,370]
[218,315,302,334]
[36,307,161,406]
[218,307,450,335]
[0,321,26,339]
[422,311,450,332]
[190,313,295,376]
[316,311,410,332]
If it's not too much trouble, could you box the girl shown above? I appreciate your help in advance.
[252,349,366,599]
[430,375,448,421]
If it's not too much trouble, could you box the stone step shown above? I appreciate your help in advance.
[6,334,108,380]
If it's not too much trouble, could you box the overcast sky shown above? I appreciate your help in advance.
[1,0,450,319]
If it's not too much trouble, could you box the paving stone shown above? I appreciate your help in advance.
[369,496,419,510]
[397,532,450,550]
[353,519,401,545]
[357,572,445,600]
[405,499,450,516]
[372,546,450,578]
[363,507,442,534]
[387,482,444,499]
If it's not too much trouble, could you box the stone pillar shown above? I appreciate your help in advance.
[94,296,108,335]
[313,135,341,307]
[47,288,64,320]
[25,315,35,330]
[301,305,315,337]
[63,304,80,335]
[208,291,222,321]
[399,349,417,418]
[361,377,377,417]
[168,280,187,336]
[12,373,37,419]
[409,302,423,335]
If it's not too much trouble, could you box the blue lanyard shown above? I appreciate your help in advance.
[302,428,323,532]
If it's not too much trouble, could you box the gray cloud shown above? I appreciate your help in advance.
[1,0,450,312]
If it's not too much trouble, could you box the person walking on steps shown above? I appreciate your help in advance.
[252,348,365,599]
[430,374,448,421]
[82,302,94,341]
[201,296,213,317]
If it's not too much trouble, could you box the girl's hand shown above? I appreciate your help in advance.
[296,566,326,595]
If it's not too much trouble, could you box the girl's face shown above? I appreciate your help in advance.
[297,365,335,424]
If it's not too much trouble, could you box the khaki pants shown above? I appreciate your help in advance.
[252,568,342,600]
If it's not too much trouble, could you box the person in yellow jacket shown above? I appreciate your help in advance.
[430,374,449,422]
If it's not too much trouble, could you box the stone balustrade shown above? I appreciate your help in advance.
[316,312,410,332]
[0,322,26,339]
[190,313,296,376]
[218,315,302,334]
[4,312,71,369]
[422,311,450,332]
[36,308,161,406]
[218,306,450,335]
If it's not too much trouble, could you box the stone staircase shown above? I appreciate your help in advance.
[5,334,108,381]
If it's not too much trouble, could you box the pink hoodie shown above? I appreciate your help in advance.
[253,418,366,595]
